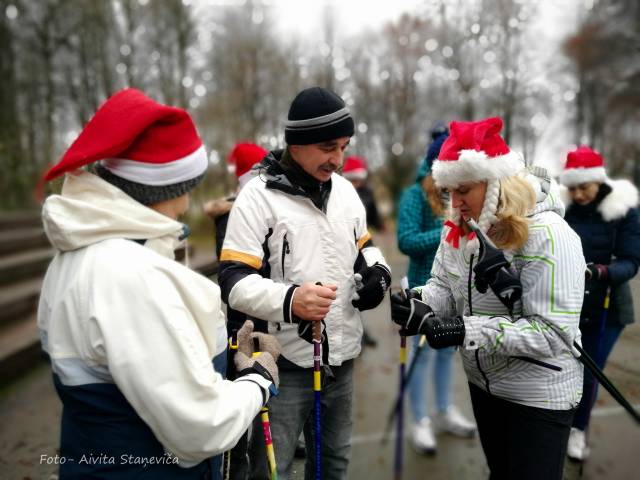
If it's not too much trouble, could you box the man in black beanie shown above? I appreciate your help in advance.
[219,87,392,479]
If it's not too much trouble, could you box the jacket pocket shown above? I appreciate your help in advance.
[511,355,562,372]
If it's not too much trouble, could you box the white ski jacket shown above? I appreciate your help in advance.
[38,171,271,465]
[219,153,389,368]
[420,176,585,410]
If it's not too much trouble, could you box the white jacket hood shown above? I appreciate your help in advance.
[42,171,186,257]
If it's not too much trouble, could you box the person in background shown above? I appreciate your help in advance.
[204,143,268,261]
[203,141,268,479]
[396,126,476,455]
[38,88,280,480]
[342,155,385,231]
[342,155,384,348]
[218,87,391,479]
[558,145,640,461]
[391,117,585,480]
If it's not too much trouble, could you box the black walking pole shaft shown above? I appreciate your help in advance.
[573,341,640,424]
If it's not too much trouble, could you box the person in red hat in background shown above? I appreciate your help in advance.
[204,142,268,261]
[38,88,281,480]
[558,146,640,462]
[342,155,385,232]
[391,117,586,480]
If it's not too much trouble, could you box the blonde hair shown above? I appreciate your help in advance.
[490,175,536,250]
[421,175,445,217]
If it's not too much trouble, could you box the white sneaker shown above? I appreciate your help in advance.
[432,406,477,438]
[411,417,437,455]
[567,427,590,461]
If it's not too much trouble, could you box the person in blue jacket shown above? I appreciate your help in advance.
[559,145,640,461]
[396,126,476,454]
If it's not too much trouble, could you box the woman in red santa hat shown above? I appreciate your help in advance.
[391,117,585,479]
[558,146,640,462]
[38,88,280,480]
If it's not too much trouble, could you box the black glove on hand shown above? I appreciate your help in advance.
[421,314,466,349]
[390,289,433,336]
[586,263,608,282]
[352,263,391,311]
[298,320,327,344]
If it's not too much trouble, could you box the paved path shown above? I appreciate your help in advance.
[1,231,639,479]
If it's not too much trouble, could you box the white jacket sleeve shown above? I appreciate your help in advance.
[92,266,265,464]
[419,237,457,318]
[462,221,586,357]
[220,185,292,323]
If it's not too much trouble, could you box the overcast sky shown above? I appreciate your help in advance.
[200,0,594,171]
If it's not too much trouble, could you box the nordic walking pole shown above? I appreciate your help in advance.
[394,333,406,480]
[313,316,322,480]
[310,281,325,479]
[253,337,279,479]
[382,334,427,445]
[222,331,240,480]
[393,277,410,480]
[575,286,639,424]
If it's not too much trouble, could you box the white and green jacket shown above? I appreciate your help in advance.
[420,177,585,410]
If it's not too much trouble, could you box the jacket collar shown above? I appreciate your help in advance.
[259,149,332,212]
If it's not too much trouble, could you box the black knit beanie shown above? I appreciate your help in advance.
[284,87,355,145]
[95,164,205,205]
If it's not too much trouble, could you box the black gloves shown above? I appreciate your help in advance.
[421,314,466,349]
[390,289,432,335]
[352,263,391,311]
[390,290,466,348]
[586,263,608,282]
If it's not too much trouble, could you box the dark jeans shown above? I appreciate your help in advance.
[249,357,354,480]
[469,382,574,480]
[573,320,625,431]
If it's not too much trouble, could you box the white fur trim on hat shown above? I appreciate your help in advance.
[558,166,606,187]
[432,149,524,188]
[342,168,367,181]
[100,145,208,186]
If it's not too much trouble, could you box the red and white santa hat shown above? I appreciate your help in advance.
[44,88,207,186]
[432,117,525,247]
[558,146,606,187]
[227,142,267,189]
[342,156,368,180]
[432,117,523,188]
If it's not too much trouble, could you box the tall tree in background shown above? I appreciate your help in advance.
[564,0,640,179]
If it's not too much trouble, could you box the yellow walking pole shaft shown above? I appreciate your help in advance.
[253,341,278,480]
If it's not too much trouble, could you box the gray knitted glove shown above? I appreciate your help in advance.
[234,320,280,388]
[234,350,279,388]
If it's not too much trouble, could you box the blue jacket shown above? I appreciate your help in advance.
[396,158,443,288]
[563,179,640,325]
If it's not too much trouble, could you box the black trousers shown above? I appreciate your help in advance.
[469,382,574,480]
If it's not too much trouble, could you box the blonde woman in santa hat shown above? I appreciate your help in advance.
[38,89,280,480]
[391,117,585,480]
[558,146,640,462]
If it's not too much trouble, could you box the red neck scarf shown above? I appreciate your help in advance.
[444,220,476,249]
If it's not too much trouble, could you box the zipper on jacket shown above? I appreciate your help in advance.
[511,356,563,372]
[469,253,492,395]
[281,233,290,278]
